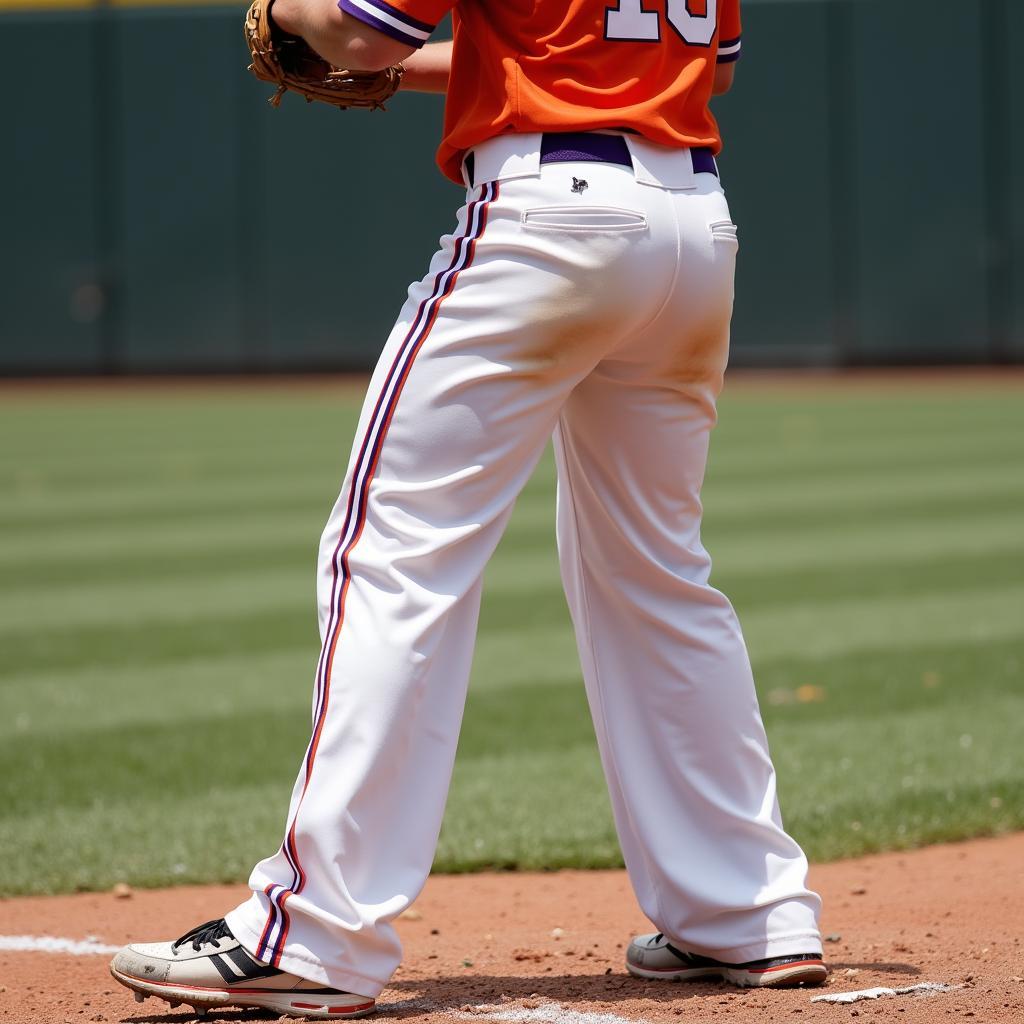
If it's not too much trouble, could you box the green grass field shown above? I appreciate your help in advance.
[1,378,1022,897]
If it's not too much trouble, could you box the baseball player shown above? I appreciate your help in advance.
[110,0,826,1016]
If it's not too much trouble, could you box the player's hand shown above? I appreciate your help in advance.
[244,0,405,110]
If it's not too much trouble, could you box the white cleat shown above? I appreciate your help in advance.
[110,918,376,1019]
[626,932,828,988]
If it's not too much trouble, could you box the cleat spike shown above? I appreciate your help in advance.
[168,1001,181,1009]
[134,992,146,1003]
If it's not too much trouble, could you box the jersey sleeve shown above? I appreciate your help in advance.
[717,0,742,63]
[337,0,452,49]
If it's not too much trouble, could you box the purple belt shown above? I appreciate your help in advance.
[540,132,718,177]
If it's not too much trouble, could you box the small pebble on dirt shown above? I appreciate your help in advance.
[111,883,133,899]
[825,934,842,942]
[430,928,440,935]
[851,887,867,895]
[398,908,422,921]
[551,927,565,939]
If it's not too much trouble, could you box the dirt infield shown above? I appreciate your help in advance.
[1,834,1021,1024]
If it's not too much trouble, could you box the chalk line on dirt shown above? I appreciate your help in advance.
[459,1006,646,1024]
[0,935,120,956]
[382,998,644,1024]
[812,982,960,1004]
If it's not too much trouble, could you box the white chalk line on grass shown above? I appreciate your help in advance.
[0,935,121,956]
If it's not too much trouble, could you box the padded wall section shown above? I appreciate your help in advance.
[1006,0,1024,358]
[1,13,103,371]
[715,1,836,365]
[242,89,458,369]
[848,0,989,361]
[114,10,245,370]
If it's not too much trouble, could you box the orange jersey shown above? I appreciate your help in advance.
[339,0,742,183]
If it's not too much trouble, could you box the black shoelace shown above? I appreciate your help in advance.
[172,918,233,953]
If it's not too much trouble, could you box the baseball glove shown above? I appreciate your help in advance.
[244,0,404,110]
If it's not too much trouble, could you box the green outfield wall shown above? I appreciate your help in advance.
[2,0,1022,372]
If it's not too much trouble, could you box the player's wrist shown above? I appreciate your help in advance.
[267,0,302,37]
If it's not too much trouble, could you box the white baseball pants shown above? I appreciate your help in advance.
[227,134,822,997]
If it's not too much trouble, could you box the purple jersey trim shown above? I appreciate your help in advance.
[717,34,741,63]
[337,0,433,49]
[356,0,435,33]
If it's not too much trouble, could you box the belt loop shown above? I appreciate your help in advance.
[623,136,697,191]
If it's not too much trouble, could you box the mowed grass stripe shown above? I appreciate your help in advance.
[2,387,1014,457]
[503,483,1024,544]
[0,567,315,632]
[0,479,333,532]
[3,431,1017,504]
[739,583,1024,662]
[10,486,1022,591]
[704,436,1024,483]
[6,452,1019,535]
[4,406,1018,490]
[5,630,1017,762]
[477,510,1024,594]
[476,548,1024,630]
[2,539,317,589]
[0,649,318,739]
[1,455,343,494]
[6,567,1017,692]
[710,394,1023,442]
[4,555,1021,669]
[485,581,1024,690]
[0,608,316,679]
[3,486,1020,579]
[0,509,328,565]
[5,597,1019,742]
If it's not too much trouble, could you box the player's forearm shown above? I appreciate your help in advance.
[271,0,409,71]
[711,62,735,95]
[399,41,452,94]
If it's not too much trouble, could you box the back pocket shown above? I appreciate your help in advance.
[709,220,739,246]
[522,206,648,233]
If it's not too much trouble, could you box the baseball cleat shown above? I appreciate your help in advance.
[110,918,376,1019]
[626,932,827,988]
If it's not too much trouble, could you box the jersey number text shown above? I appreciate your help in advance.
[605,0,717,46]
